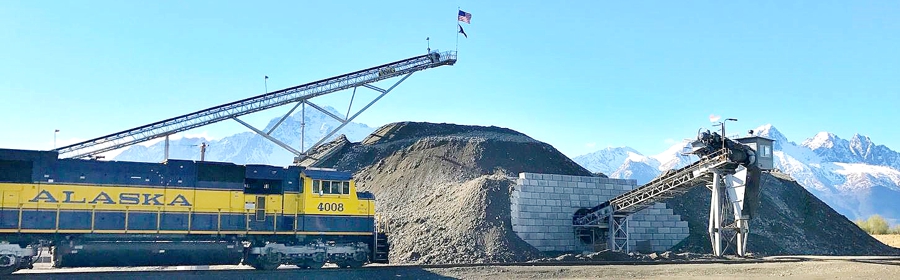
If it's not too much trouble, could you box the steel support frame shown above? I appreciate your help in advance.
[299,73,414,160]
[709,171,724,256]
[55,52,457,159]
[267,101,304,135]
[735,219,749,256]
[234,72,416,165]
[232,117,303,156]
[571,145,760,257]
[708,169,750,257]
[608,215,629,252]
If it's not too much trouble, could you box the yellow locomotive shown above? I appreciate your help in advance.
[0,148,388,274]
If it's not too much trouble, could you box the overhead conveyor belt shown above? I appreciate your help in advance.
[573,131,772,256]
[55,51,457,159]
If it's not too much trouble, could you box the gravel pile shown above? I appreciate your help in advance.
[313,122,591,264]
[665,171,900,256]
[310,121,899,264]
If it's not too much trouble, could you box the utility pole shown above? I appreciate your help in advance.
[200,142,207,162]
[164,135,170,162]
[301,103,306,156]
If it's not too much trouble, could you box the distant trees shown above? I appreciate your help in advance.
[854,215,900,234]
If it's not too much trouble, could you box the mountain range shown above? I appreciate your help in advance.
[114,106,376,166]
[115,114,900,225]
[574,124,900,224]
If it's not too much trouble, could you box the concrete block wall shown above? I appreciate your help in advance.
[510,172,689,253]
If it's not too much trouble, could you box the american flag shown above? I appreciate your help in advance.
[458,10,471,24]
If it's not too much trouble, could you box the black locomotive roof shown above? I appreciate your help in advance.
[302,169,352,181]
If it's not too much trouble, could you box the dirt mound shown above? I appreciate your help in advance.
[665,172,900,256]
[316,122,591,264]
[314,121,896,264]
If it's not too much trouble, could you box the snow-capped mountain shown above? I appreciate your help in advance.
[573,147,643,176]
[575,124,900,224]
[574,141,697,178]
[114,106,376,166]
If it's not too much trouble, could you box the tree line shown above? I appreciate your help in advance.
[854,214,900,235]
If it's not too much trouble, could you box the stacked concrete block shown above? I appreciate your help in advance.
[627,203,691,252]
[510,172,689,253]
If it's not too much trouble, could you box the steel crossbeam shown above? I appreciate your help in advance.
[55,51,457,159]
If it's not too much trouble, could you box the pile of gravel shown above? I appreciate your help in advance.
[311,121,899,264]
[313,122,591,264]
[665,171,900,256]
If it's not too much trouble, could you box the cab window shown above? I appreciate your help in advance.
[311,180,350,194]
[322,181,332,194]
[761,145,772,157]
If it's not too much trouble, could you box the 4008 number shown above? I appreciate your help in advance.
[317,202,344,212]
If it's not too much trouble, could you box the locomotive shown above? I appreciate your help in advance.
[0,148,388,274]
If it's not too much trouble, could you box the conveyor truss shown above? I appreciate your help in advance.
[573,133,771,257]
[54,51,457,163]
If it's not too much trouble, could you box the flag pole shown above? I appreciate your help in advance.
[455,7,460,53]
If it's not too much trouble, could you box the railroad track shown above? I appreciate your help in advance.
[11,258,806,280]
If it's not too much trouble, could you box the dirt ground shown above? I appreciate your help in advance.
[433,260,900,280]
[873,235,900,248]
[13,258,900,280]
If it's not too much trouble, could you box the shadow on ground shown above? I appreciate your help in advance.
[11,266,458,280]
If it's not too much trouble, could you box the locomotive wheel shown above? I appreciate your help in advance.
[336,253,367,268]
[247,250,282,270]
[305,252,326,269]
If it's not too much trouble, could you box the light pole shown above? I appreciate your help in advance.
[720,118,737,148]
[53,129,59,149]
[264,76,269,94]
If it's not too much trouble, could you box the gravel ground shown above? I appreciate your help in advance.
[12,258,900,280]
[436,259,900,280]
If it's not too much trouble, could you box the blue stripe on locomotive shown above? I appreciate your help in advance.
[0,209,373,233]
[1,148,371,234]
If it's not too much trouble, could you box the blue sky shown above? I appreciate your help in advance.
[1,1,899,157]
